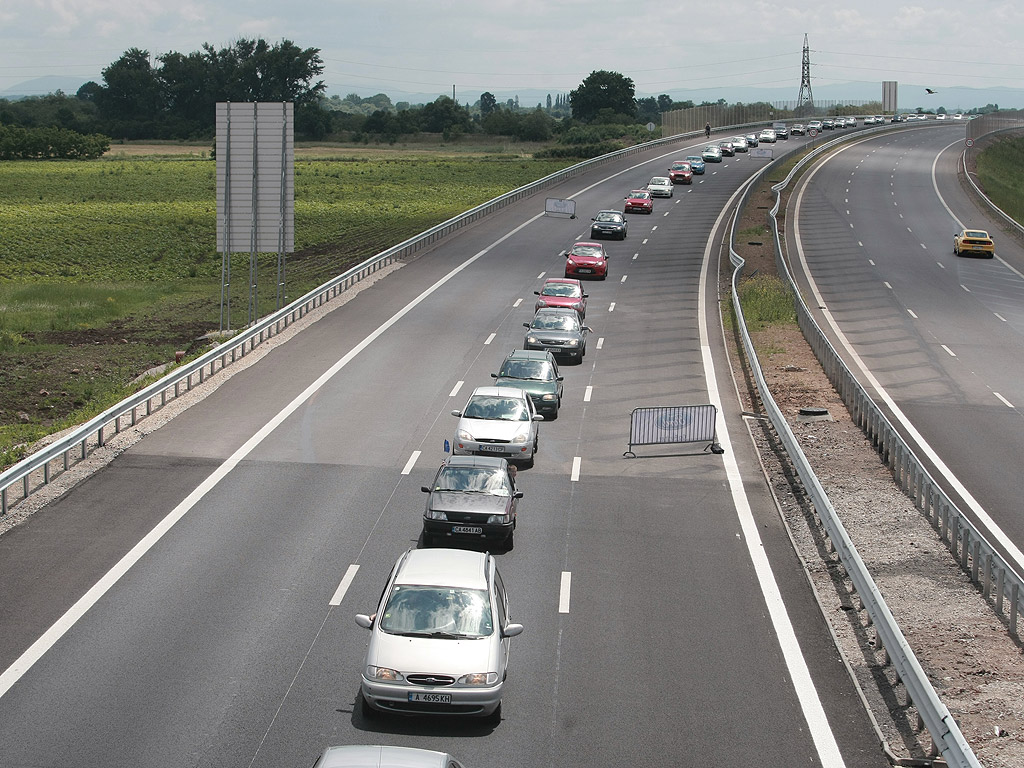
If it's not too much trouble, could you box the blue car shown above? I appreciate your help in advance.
[685,155,706,174]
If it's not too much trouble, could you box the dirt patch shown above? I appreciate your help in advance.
[725,165,1024,766]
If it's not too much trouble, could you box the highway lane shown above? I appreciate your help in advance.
[0,133,884,767]
[788,122,1024,567]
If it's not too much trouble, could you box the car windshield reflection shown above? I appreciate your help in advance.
[379,585,493,638]
[464,395,531,421]
[434,466,511,495]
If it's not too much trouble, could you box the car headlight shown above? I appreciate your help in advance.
[566,258,576,266]
[486,513,511,524]
[541,393,556,401]
[526,335,538,344]
[367,666,404,682]
[426,508,448,520]
[457,428,474,441]
[537,300,547,307]
[458,672,499,686]
[565,338,579,346]
[511,433,528,444]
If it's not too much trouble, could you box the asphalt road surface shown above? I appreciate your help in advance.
[0,131,886,768]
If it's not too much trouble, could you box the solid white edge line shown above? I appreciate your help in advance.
[558,571,571,613]
[0,202,551,701]
[794,137,1024,573]
[449,380,464,398]
[704,176,846,767]
[583,385,593,403]
[401,451,421,475]
[329,564,360,606]
[570,457,581,482]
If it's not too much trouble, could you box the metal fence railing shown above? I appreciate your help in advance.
[661,100,882,136]
[962,110,1024,238]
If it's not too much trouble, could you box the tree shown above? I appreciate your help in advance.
[480,91,497,118]
[97,48,162,124]
[657,94,674,112]
[546,93,552,112]
[636,96,659,124]
[569,70,636,122]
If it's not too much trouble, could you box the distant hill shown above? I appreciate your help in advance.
[2,76,99,99]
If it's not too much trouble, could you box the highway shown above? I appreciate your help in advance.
[0,131,885,768]
[787,122,1024,570]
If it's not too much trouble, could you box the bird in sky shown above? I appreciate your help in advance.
[925,88,937,94]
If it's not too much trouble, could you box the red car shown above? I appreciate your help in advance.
[564,242,609,280]
[534,277,588,319]
[668,160,693,185]
[624,189,653,214]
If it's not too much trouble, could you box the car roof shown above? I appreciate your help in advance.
[441,454,509,470]
[506,347,559,361]
[469,385,529,399]
[396,548,490,590]
[313,745,452,768]
[535,307,581,317]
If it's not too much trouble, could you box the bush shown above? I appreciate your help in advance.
[0,124,110,160]
[533,141,623,159]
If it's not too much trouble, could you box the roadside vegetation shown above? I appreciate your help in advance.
[975,134,1024,225]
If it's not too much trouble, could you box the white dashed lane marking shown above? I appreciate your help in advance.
[329,564,360,606]
[570,456,581,482]
[559,572,572,613]
[449,380,464,398]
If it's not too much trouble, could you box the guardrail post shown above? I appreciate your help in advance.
[1011,584,1019,636]
[997,568,1005,614]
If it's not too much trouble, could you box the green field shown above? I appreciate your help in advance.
[0,152,574,468]
[976,135,1024,225]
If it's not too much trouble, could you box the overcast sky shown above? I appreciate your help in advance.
[2,1,1022,104]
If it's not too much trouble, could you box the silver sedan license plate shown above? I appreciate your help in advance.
[480,445,505,452]
[409,692,452,703]
[453,525,483,534]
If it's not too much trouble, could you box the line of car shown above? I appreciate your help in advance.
[352,230,612,733]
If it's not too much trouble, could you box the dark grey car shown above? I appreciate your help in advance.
[422,455,521,548]
[590,210,627,240]
[523,308,591,362]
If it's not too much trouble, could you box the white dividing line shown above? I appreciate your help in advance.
[642,238,649,244]
[401,451,421,475]
[620,275,627,284]
[937,262,946,269]
[663,211,670,217]
[537,271,546,279]
[883,282,893,290]
[941,345,957,357]
[651,225,658,231]
[907,309,918,319]
[449,380,464,398]
[868,259,875,266]
[596,337,604,350]
[633,254,638,260]
[583,385,593,402]
[995,312,1007,322]
[0,197,553,702]
[558,572,572,613]
[960,284,971,293]
[994,392,1014,408]
[920,244,927,250]
[858,242,864,247]
[906,227,913,233]
[484,332,496,345]
[570,456,581,482]
[513,298,523,308]
[329,564,360,606]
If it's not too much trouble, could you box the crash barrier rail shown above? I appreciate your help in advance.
[623,404,722,458]
[1,121,777,515]
[962,111,1024,237]
[729,126,992,767]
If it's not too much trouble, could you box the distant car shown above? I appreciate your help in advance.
[668,160,693,185]
[702,145,723,162]
[355,548,523,721]
[590,210,627,240]
[534,277,588,318]
[491,348,564,417]
[312,746,467,768]
[422,455,521,547]
[718,141,735,157]
[745,133,759,147]
[936,113,946,120]
[647,176,674,197]
[451,386,543,467]
[772,122,789,139]
[822,118,835,130]
[791,124,806,136]
[624,189,654,214]
[731,136,748,152]
[685,155,706,174]
[758,128,776,143]
[565,241,609,279]
[954,229,994,258]
[846,117,858,127]
[523,308,591,362]
[807,120,822,132]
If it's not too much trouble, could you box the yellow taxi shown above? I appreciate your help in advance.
[953,229,995,258]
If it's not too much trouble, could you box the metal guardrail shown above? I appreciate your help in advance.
[729,124,997,767]
[1,124,732,515]
[960,153,1024,239]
